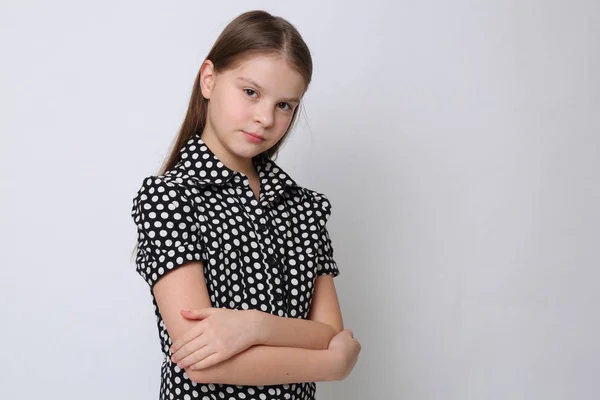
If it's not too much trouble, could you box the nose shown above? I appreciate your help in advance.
[254,102,274,128]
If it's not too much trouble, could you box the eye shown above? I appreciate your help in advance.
[278,102,293,111]
[243,88,258,98]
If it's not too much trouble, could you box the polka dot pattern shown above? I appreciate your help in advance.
[131,132,339,400]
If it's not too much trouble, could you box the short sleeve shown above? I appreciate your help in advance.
[131,177,204,288]
[316,226,340,277]
[311,191,340,278]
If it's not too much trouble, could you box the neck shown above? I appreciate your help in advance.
[200,129,257,177]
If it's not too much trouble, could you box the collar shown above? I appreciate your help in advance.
[172,132,300,207]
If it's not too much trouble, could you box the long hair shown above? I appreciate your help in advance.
[131,10,313,262]
[158,9,313,175]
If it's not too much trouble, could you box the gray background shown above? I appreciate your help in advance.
[1,0,599,399]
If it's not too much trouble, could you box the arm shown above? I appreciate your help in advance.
[183,343,336,385]
[255,275,344,350]
[153,261,341,385]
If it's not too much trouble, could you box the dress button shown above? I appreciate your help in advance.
[267,255,276,266]
[258,224,268,233]
[274,292,283,301]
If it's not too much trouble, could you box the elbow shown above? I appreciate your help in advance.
[185,368,202,384]
[185,364,234,385]
[185,367,214,384]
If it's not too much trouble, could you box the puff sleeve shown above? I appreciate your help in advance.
[311,191,340,278]
[131,177,204,288]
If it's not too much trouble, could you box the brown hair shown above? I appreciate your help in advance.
[131,10,313,262]
[158,9,313,175]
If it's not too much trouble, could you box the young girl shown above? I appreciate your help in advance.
[131,10,361,400]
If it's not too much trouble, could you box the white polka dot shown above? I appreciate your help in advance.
[131,133,336,398]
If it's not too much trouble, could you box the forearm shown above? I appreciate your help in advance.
[253,310,339,350]
[186,344,338,386]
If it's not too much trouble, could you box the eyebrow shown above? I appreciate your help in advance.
[236,77,301,103]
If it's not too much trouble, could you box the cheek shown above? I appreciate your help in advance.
[275,113,294,131]
[223,95,252,124]
[210,88,244,125]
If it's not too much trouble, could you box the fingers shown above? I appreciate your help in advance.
[171,335,206,364]
[177,343,215,369]
[347,329,360,343]
[181,308,213,320]
[190,352,222,370]
[170,322,205,354]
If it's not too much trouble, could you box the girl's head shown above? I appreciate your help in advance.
[160,10,313,174]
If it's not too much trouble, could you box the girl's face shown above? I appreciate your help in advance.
[199,54,306,171]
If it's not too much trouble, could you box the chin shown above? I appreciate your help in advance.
[228,139,265,159]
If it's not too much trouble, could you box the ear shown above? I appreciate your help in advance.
[199,59,216,99]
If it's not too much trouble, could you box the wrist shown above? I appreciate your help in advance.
[248,309,266,345]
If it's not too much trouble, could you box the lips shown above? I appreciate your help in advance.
[243,131,264,140]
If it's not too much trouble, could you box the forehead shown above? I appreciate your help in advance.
[224,55,306,99]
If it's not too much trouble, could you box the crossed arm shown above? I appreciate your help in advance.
[152,261,345,385]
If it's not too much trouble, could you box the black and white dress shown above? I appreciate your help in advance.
[131,131,340,400]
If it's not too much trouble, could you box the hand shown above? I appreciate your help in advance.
[170,308,260,370]
[327,329,361,381]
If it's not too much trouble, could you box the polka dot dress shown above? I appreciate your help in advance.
[131,132,339,400]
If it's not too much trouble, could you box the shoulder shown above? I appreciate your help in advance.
[299,186,332,209]
[294,185,334,229]
[131,172,198,222]
[130,173,205,288]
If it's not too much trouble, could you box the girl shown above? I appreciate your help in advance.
[131,10,361,400]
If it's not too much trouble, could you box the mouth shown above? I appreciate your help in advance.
[242,131,265,142]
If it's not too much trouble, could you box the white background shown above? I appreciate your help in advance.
[1,1,599,399]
